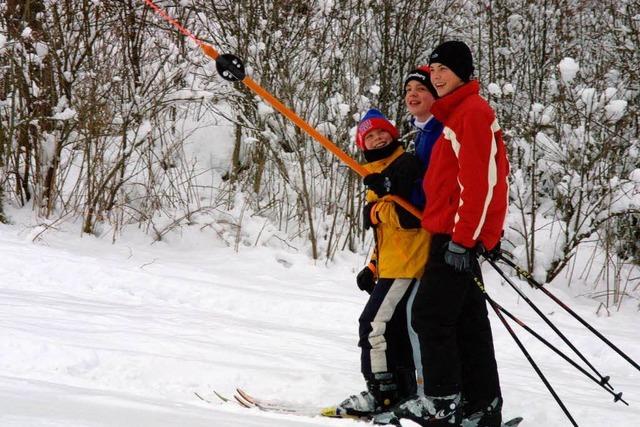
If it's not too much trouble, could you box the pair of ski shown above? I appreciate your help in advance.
[202,388,327,418]
[199,388,523,426]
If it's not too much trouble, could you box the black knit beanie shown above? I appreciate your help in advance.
[428,41,474,82]
[404,65,439,98]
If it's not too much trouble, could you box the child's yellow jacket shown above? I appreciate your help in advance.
[364,147,431,279]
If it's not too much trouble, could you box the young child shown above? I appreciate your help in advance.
[329,109,431,418]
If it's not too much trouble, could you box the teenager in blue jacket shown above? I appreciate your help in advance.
[404,66,443,209]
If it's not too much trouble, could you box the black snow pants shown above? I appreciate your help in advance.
[359,277,417,378]
[411,233,501,407]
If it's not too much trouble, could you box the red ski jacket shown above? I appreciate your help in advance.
[422,80,509,250]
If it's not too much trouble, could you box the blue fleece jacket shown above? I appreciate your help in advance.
[410,116,444,209]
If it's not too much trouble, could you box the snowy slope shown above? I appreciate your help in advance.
[0,219,639,427]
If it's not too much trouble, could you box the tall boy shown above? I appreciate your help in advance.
[375,41,509,427]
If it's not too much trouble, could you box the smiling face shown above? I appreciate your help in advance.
[430,63,465,97]
[363,128,393,151]
[404,80,436,121]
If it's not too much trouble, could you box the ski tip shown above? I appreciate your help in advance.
[212,390,230,403]
[320,406,370,421]
[235,388,256,404]
[195,390,234,404]
[320,406,339,417]
[193,392,211,403]
[233,394,254,408]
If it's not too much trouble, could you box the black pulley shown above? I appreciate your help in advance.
[215,53,246,81]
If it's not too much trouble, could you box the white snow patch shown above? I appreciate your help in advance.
[52,108,77,121]
[603,87,617,100]
[257,101,275,116]
[319,0,335,13]
[502,83,515,96]
[35,42,48,59]
[535,131,560,157]
[338,103,350,117]
[163,89,214,103]
[558,57,579,83]
[487,83,502,97]
[579,88,598,113]
[31,81,40,98]
[530,104,553,126]
[604,99,627,122]
[41,132,57,167]
[547,78,559,96]
[317,122,337,137]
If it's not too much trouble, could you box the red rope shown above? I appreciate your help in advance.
[142,0,203,46]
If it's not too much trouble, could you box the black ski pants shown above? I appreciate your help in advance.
[411,234,501,407]
[359,277,416,378]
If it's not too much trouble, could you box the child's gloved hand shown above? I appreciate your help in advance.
[356,263,376,294]
[364,172,393,196]
[362,202,377,230]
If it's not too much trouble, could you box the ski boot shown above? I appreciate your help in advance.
[373,392,462,426]
[330,371,402,417]
[462,396,503,427]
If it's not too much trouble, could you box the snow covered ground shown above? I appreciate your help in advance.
[1,217,639,426]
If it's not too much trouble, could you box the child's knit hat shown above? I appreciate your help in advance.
[356,109,399,150]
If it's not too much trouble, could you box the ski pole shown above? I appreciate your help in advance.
[142,0,422,220]
[471,275,579,427]
[482,255,616,392]
[497,253,640,374]
[491,298,627,404]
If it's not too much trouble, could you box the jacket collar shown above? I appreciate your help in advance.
[410,116,441,134]
[364,146,404,172]
[431,80,480,123]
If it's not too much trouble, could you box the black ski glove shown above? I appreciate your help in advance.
[444,241,474,273]
[356,263,376,294]
[364,172,393,197]
[362,202,376,230]
[478,241,502,261]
